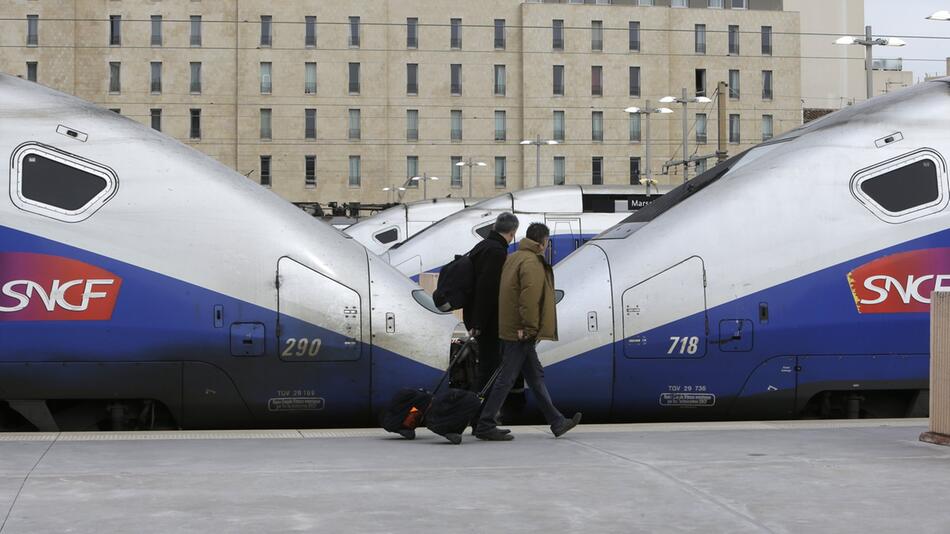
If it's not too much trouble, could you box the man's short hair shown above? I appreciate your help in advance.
[493,212,519,234]
[526,222,550,243]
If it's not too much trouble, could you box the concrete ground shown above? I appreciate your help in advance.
[0,419,946,533]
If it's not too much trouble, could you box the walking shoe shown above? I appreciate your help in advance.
[551,412,582,438]
[475,428,515,441]
[471,426,510,436]
[443,432,463,445]
[397,428,416,440]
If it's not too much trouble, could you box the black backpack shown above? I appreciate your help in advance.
[432,254,475,311]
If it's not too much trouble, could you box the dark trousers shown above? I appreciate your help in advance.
[476,340,565,433]
[476,332,501,392]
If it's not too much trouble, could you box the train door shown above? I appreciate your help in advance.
[545,217,581,264]
[613,256,709,415]
[272,256,370,424]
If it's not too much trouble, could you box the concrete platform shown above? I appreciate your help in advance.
[0,419,947,533]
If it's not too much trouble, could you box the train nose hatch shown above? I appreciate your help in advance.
[276,257,362,361]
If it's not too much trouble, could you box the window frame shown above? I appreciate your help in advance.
[11,142,119,223]
[851,149,949,223]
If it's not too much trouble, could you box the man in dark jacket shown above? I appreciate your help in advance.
[463,212,519,391]
[475,223,581,441]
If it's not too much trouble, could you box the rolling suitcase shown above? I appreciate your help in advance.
[379,338,479,440]
[425,364,502,444]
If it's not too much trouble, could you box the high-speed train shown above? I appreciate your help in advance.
[384,184,671,278]
[0,74,459,431]
[344,197,474,256]
[532,78,950,421]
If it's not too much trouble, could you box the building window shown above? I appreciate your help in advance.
[729,69,740,99]
[190,108,201,139]
[629,113,641,142]
[553,65,565,96]
[407,63,418,94]
[695,24,706,54]
[108,62,120,93]
[260,16,272,47]
[696,158,707,174]
[150,62,162,93]
[729,114,740,144]
[761,26,772,55]
[553,110,565,141]
[451,64,462,95]
[762,70,773,100]
[305,108,317,139]
[406,156,419,187]
[672,0,687,7]
[732,0,747,8]
[762,115,773,141]
[553,19,564,50]
[190,16,202,47]
[26,61,37,82]
[407,109,419,141]
[305,16,317,47]
[554,156,566,186]
[305,155,316,188]
[629,21,640,51]
[450,18,462,49]
[348,62,360,94]
[494,110,506,141]
[109,15,121,46]
[190,62,202,94]
[451,110,463,141]
[260,62,273,94]
[26,15,38,46]
[629,66,640,97]
[349,109,361,140]
[592,157,603,185]
[495,157,506,188]
[639,0,655,5]
[349,16,360,47]
[708,0,723,7]
[592,111,604,142]
[494,65,506,96]
[260,156,271,187]
[696,113,707,144]
[349,156,361,187]
[729,25,739,55]
[629,157,641,184]
[305,62,317,94]
[407,17,418,48]
[591,20,603,51]
[260,108,272,140]
[150,109,161,131]
[494,19,506,49]
[696,68,707,97]
[451,156,463,188]
[150,15,162,46]
[592,66,603,96]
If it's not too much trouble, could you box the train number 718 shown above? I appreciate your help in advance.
[667,336,699,355]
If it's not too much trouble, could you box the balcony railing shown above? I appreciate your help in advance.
[407,129,418,141]
[407,82,418,94]
[349,82,360,94]
[451,83,461,95]
[451,129,462,141]
[494,84,505,96]
[450,38,461,49]
[696,133,707,144]
[591,39,603,51]
[553,38,564,50]
[349,128,361,140]
[151,82,161,93]
[495,38,505,49]
[762,44,772,55]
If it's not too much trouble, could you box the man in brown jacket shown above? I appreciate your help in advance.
[474,223,582,441]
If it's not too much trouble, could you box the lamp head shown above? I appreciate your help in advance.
[883,37,906,47]
[546,140,559,145]
[624,106,642,114]
[658,96,677,103]
[834,36,856,45]
[519,140,533,145]
[656,107,674,114]
[695,96,713,103]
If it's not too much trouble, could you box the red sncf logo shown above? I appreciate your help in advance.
[848,248,950,314]
[0,252,122,321]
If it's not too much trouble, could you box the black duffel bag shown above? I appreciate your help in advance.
[380,388,432,440]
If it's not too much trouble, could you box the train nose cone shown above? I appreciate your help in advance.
[365,254,460,407]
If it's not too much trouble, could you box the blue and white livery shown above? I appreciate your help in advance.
[344,197,475,256]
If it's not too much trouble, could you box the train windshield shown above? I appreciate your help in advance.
[596,150,750,240]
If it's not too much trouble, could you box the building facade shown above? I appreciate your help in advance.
[1,0,800,205]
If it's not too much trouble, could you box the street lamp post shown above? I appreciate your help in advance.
[520,135,559,188]
[455,158,487,198]
[834,25,906,100]
[410,173,439,200]
[382,185,406,204]
[659,89,712,183]
[624,100,673,189]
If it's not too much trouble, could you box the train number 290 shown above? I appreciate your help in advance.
[667,336,699,355]
[282,337,323,358]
